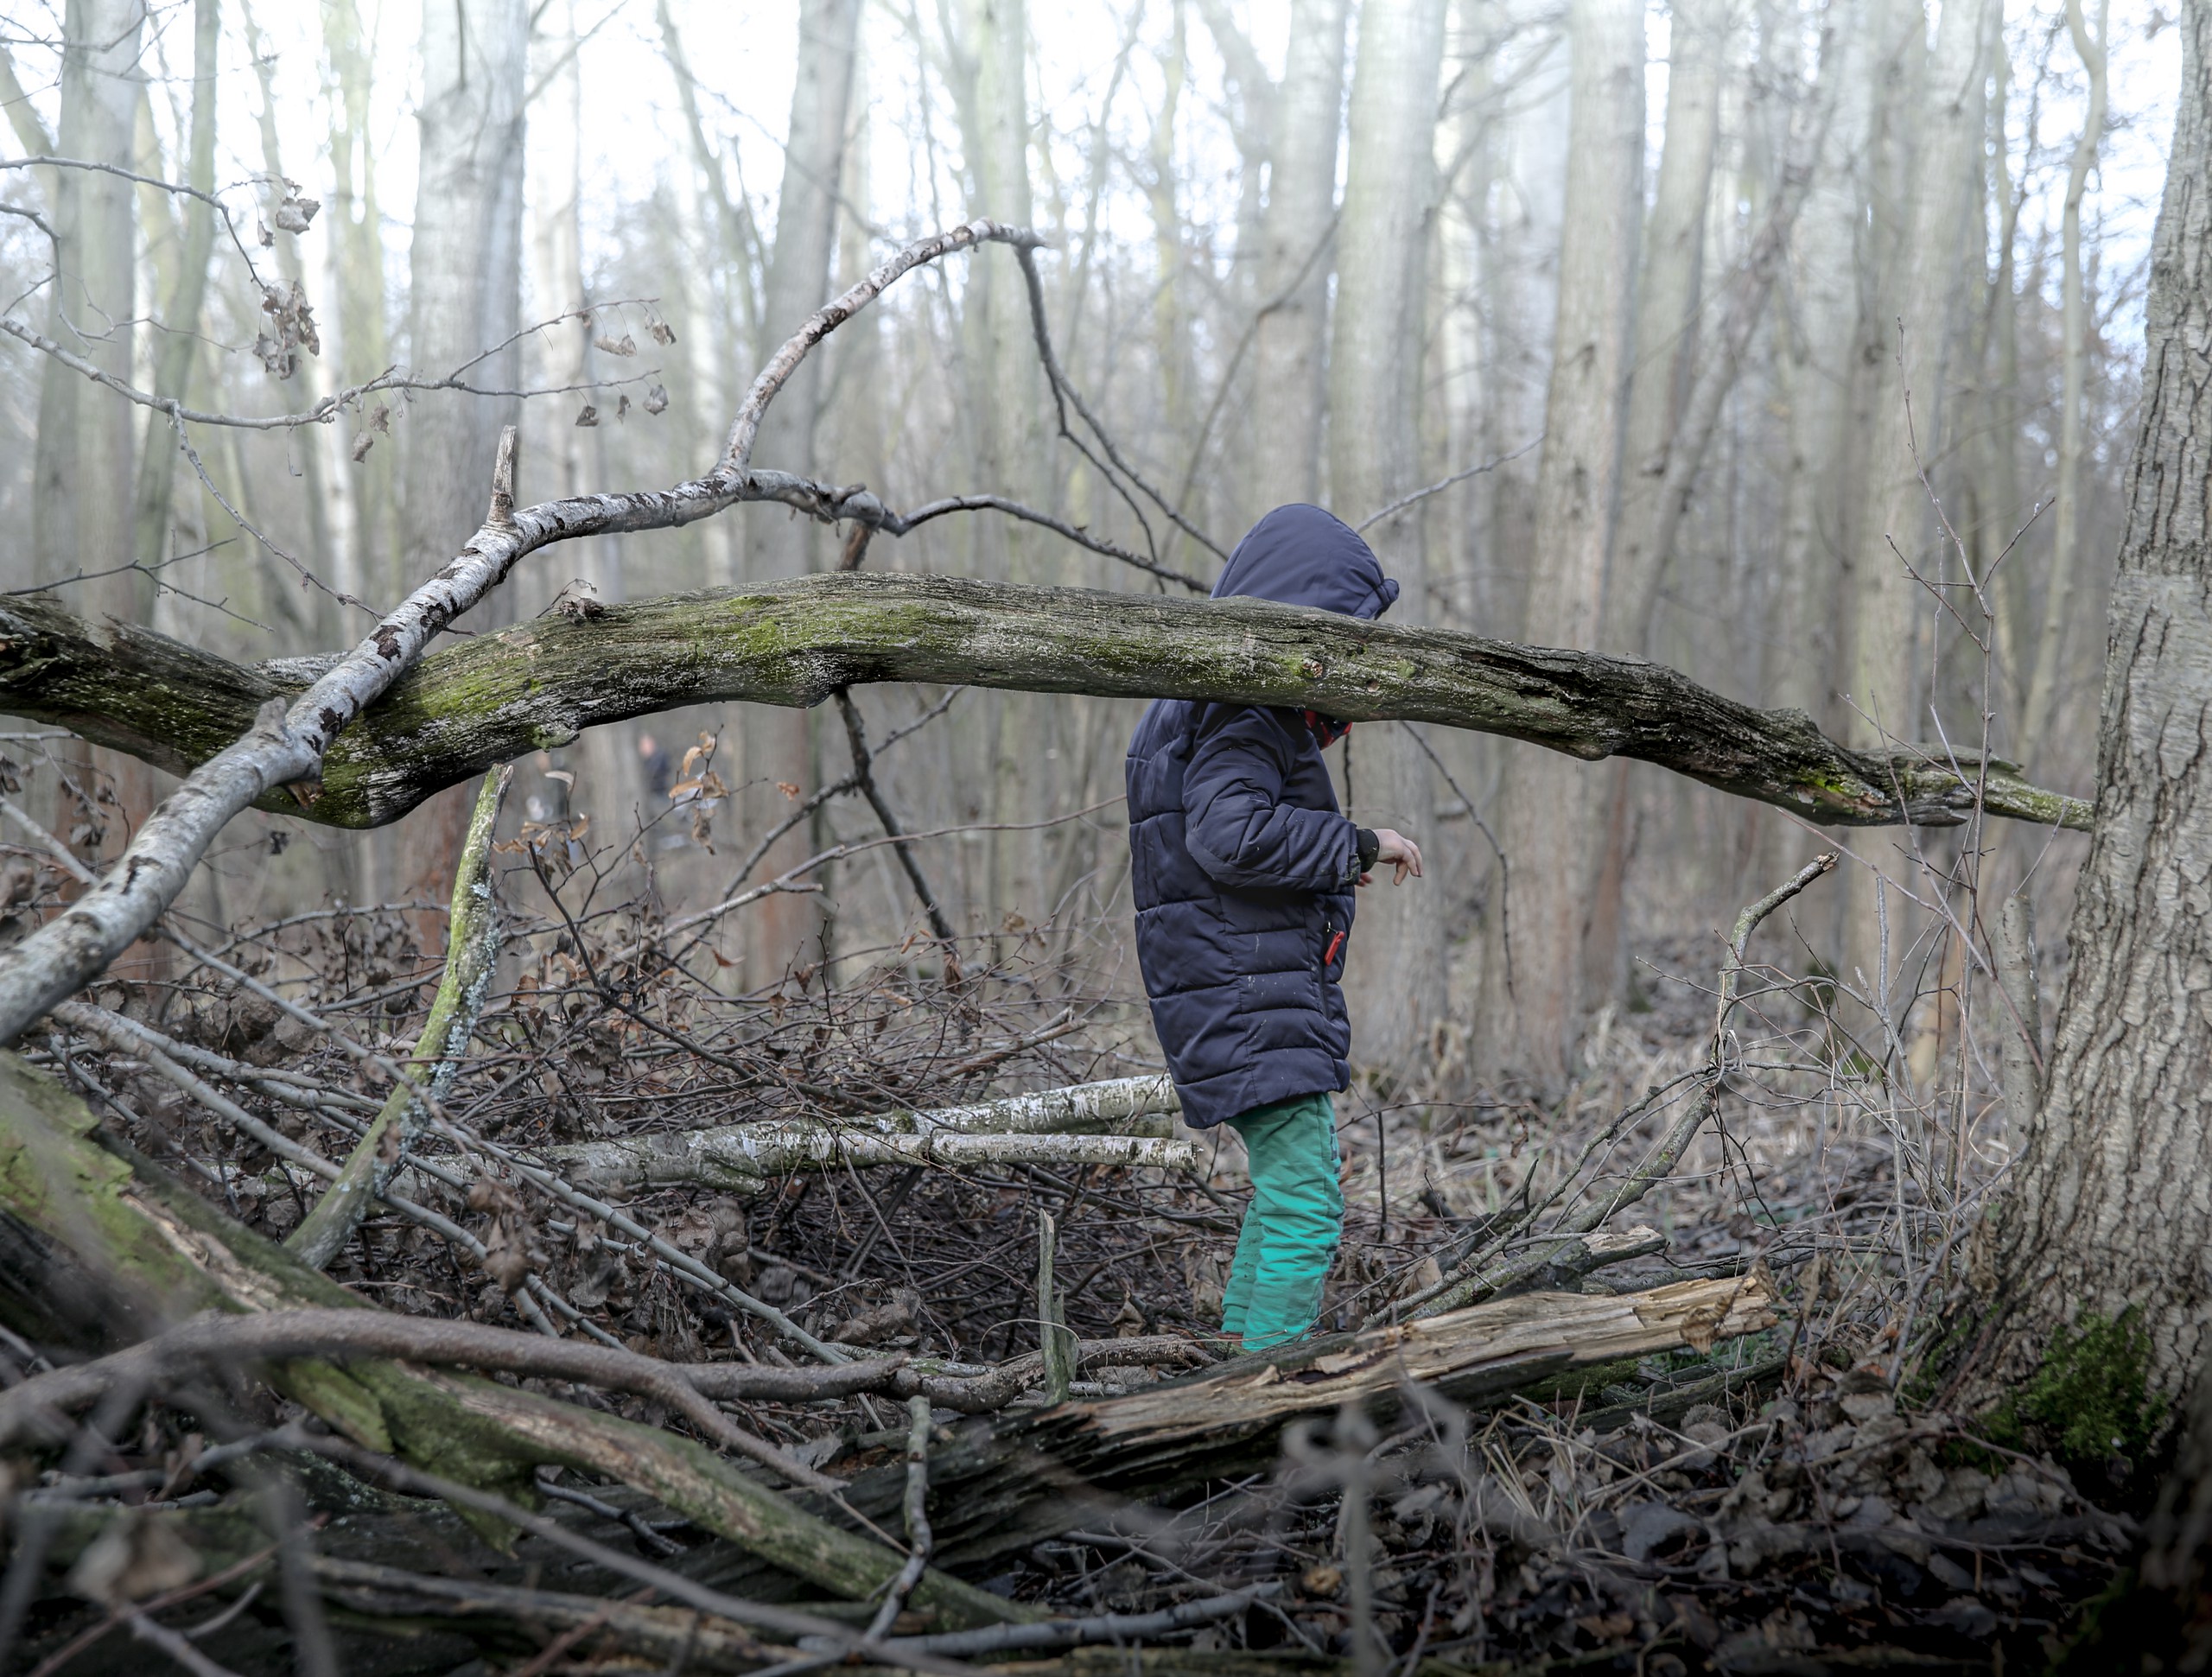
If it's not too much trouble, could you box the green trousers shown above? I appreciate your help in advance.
[1221,1092,1344,1350]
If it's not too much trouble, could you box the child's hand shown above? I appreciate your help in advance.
[1360,829,1423,886]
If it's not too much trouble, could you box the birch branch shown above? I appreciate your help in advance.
[541,1073,1180,1194]
[0,220,1041,1048]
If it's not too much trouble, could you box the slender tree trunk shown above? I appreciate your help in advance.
[397,0,529,902]
[2018,0,2109,764]
[1327,0,1451,1079]
[1838,0,1996,1007]
[1603,0,1725,658]
[126,0,216,580]
[1971,0,2212,1430]
[1248,0,1350,518]
[35,0,144,620]
[323,0,389,621]
[741,0,861,989]
[1484,0,1643,1090]
[1580,0,1726,1007]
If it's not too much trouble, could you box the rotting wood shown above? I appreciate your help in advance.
[825,1271,1780,1571]
[0,574,2091,836]
[0,1049,1030,1630]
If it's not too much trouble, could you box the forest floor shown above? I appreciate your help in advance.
[0,843,2140,1676]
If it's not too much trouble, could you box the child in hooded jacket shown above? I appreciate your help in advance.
[1125,505,1423,1350]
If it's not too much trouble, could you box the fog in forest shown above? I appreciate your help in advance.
[0,0,2205,1669]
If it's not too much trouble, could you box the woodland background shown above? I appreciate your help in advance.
[0,0,2178,1100]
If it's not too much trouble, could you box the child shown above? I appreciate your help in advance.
[1126,505,1423,1350]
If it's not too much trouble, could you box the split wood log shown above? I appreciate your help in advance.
[0,575,2090,836]
[0,1050,1027,1630]
[827,1271,1780,1571]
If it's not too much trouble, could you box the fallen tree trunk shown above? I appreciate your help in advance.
[544,1073,1185,1195]
[0,1050,1027,1630]
[0,573,2089,835]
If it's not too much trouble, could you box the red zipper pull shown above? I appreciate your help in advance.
[1324,929,1345,968]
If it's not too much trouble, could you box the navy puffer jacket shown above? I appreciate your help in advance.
[1127,505,1400,1128]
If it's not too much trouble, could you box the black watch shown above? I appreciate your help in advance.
[1355,828,1381,874]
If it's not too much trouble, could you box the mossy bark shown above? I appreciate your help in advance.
[0,1050,1024,1629]
[0,575,2088,833]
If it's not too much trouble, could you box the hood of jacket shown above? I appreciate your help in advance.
[1211,504,1400,622]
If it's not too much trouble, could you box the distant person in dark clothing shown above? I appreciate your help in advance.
[637,733,673,801]
[1126,505,1423,1350]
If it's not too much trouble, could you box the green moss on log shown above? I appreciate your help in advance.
[0,577,2092,834]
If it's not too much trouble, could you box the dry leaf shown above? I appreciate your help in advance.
[550,578,605,621]
[643,383,670,416]
[67,1511,201,1604]
[594,332,638,357]
[350,433,375,462]
[616,393,631,420]
[574,403,599,427]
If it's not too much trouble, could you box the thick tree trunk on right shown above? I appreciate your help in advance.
[1485,0,1643,1090]
[1971,0,2212,1428]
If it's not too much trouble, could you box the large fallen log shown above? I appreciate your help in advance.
[0,574,2089,834]
[545,1073,1185,1195]
[0,1050,1025,1630]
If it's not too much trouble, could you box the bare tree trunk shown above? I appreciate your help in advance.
[944,0,1052,948]
[1970,0,2212,1435]
[125,0,216,579]
[1328,0,1451,1078]
[2018,0,2109,763]
[1248,0,1350,517]
[742,0,861,990]
[323,0,390,622]
[1603,0,1725,659]
[1485,0,1643,1090]
[1838,0,1996,1003]
[35,0,144,620]
[396,0,529,903]
[1580,0,1726,1009]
